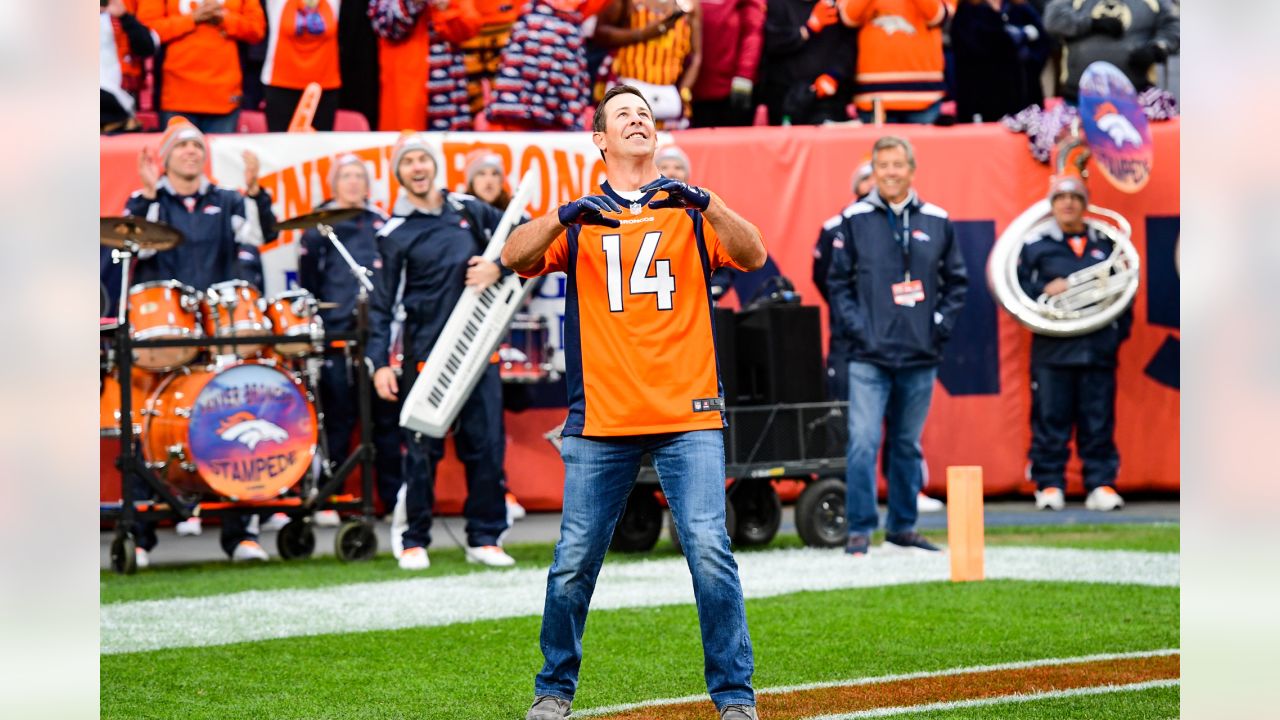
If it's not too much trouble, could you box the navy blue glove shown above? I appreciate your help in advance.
[642,177,711,212]
[557,194,623,228]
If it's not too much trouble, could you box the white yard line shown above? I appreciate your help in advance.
[100,546,1179,655]
[807,679,1180,719]
[573,649,1180,717]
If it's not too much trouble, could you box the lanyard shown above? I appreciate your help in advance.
[884,205,912,282]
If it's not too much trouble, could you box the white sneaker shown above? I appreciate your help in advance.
[398,546,430,570]
[175,517,203,536]
[260,513,290,533]
[135,547,150,569]
[466,545,516,567]
[313,510,341,527]
[1035,487,1066,511]
[1085,486,1124,511]
[506,492,527,524]
[390,484,408,559]
[916,492,945,513]
[232,540,269,562]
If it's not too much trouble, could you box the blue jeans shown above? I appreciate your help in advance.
[856,101,941,125]
[534,430,755,710]
[845,361,938,535]
[159,110,240,134]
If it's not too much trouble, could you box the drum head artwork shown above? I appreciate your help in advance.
[186,363,317,501]
[1079,61,1153,193]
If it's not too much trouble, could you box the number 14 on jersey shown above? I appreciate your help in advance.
[602,231,676,312]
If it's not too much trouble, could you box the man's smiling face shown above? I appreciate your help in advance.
[593,92,656,162]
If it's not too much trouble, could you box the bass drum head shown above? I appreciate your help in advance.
[182,362,316,501]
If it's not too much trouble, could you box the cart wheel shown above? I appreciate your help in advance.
[277,520,316,560]
[335,521,378,562]
[730,479,782,547]
[110,534,137,575]
[668,497,737,556]
[610,487,663,553]
[795,477,848,548]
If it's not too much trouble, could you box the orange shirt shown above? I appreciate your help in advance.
[520,182,750,437]
[137,0,266,115]
[838,0,952,112]
[261,0,341,90]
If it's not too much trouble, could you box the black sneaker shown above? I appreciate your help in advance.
[845,533,870,556]
[884,531,941,552]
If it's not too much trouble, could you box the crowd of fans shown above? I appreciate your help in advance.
[101,0,1179,134]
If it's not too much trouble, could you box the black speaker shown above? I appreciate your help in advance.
[734,305,824,405]
[712,307,740,404]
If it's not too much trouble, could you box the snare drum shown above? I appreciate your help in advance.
[127,281,202,371]
[264,289,321,357]
[202,280,270,358]
[142,361,317,501]
[499,313,551,383]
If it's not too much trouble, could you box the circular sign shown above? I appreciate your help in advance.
[1079,61,1153,193]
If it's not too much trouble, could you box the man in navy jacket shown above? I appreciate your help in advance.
[1017,176,1131,512]
[368,133,514,571]
[826,136,967,556]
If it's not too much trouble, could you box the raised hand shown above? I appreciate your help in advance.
[138,147,159,199]
[243,150,261,197]
[642,177,711,212]
[806,0,838,34]
[558,194,624,228]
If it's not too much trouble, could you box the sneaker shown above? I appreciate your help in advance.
[232,540,269,562]
[466,545,517,567]
[1085,486,1125,512]
[135,547,150,569]
[525,695,571,720]
[313,510,341,527]
[174,517,203,536]
[845,533,870,556]
[398,546,430,570]
[260,513,290,533]
[1035,487,1066,511]
[390,484,408,560]
[506,492,527,523]
[884,531,941,552]
[916,492,945,513]
[720,705,759,720]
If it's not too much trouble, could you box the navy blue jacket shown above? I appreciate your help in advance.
[826,189,969,369]
[813,202,856,358]
[368,191,506,371]
[1017,223,1132,367]
[122,176,274,293]
[298,202,389,332]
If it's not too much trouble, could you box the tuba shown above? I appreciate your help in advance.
[987,136,1141,337]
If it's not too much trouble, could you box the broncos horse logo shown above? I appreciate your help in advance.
[872,15,916,35]
[217,411,289,450]
[1094,102,1143,149]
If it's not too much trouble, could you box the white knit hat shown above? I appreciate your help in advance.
[655,145,691,176]
[391,132,439,185]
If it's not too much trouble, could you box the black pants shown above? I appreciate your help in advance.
[319,355,404,513]
[263,86,340,131]
[129,475,257,556]
[401,364,509,549]
[1029,364,1120,491]
[690,98,754,128]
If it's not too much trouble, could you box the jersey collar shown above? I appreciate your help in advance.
[600,179,659,209]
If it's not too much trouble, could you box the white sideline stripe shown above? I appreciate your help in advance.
[100,546,1179,655]
[572,649,1180,717]
[808,679,1181,719]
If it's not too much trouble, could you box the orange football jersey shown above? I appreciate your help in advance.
[520,182,751,437]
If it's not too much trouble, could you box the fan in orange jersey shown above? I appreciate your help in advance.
[503,85,766,720]
[260,0,342,131]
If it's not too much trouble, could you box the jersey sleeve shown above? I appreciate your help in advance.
[518,230,570,277]
[702,215,750,272]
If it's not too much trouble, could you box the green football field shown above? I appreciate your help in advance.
[100,524,1179,719]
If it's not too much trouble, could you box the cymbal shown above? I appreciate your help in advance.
[101,216,184,251]
[275,207,363,231]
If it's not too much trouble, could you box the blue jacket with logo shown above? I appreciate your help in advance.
[298,202,389,333]
[826,188,969,369]
[1017,222,1132,367]
[121,176,274,293]
[368,191,506,370]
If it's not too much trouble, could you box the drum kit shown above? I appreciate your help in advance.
[100,208,381,573]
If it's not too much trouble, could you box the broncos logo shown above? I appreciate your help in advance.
[1094,102,1143,149]
[217,411,289,450]
[872,15,916,35]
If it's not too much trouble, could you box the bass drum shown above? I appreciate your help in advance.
[143,361,317,502]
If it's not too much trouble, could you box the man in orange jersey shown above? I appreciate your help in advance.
[504,85,766,720]
[837,0,952,124]
[138,0,266,133]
